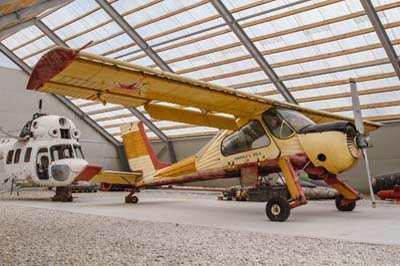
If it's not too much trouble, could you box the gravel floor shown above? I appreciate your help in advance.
[0,201,399,266]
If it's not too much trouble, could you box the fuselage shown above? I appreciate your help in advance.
[130,107,362,188]
[0,114,89,189]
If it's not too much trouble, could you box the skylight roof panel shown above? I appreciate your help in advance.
[337,106,400,119]
[137,3,217,40]
[84,34,133,56]
[231,0,313,20]
[0,51,19,70]
[131,56,155,67]
[90,109,131,120]
[300,97,352,110]
[163,127,218,138]
[157,31,239,62]
[111,0,151,14]
[212,71,267,87]
[2,26,42,51]
[123,0,198,28]
[41,0,98,30]
[14,35,53,59]
[265,93,285,102]
[65,22,122,49]
[146,16,225,47]
[176,58,257,80]
[386,26,400,41]
[376,6,400,24]
[55,9,110,40]
[237,84,277,95]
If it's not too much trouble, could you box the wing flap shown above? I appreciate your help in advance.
[145,103,239,130]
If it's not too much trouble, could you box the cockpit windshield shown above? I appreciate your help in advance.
[277,109,316,132]
[50,145,74,161]
[262,108,315,138]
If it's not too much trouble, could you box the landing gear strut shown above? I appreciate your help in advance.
[125,188,139,204]
[265,157,308,222]
[52,186,73,202]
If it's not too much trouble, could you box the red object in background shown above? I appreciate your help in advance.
[101,183,113,192]
[377,185,400,201]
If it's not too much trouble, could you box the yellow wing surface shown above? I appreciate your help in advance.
[87,170,143,185]
[27,47,380,132]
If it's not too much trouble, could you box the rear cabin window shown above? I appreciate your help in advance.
[24,147,32,163]
[6,150,14,164]
[14,149,21,164]
[221,120,270,156]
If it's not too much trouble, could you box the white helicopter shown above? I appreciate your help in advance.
[0,100,102,201]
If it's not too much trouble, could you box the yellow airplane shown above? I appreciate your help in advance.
[26,47,380,221]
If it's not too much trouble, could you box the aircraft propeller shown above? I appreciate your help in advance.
[350,78,376,208]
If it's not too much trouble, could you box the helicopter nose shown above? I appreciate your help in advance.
[70,159,88,173]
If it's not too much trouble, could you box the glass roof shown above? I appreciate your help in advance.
[1,0,400,142]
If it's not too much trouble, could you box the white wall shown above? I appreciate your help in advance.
[0,67,122,170]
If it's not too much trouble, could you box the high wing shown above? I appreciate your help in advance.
[77,169,143,185]
[27,47,380,132]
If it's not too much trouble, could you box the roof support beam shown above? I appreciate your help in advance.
[35,16,177,162]
[210,0,297,104]
[94,0,173,72]
[0,0,72,40]
[360,0,400,80]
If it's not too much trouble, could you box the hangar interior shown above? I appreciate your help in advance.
[1,0,400,191]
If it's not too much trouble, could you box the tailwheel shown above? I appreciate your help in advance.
[335,195,356,212]
[266,196,291,222]
[125,195,139,204]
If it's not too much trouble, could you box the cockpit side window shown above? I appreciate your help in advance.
[221,120,270,156]
[50,145,74,161]
[73,145,85,159]
[262,108,294,139]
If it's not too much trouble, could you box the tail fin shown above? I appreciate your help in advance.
[121,121,170,176]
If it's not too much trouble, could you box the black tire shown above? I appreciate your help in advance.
[335,195,356,212]
[131,196,139,204]
[266,196,291,222]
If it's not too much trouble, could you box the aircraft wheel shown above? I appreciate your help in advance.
[335,195,356,212]
[125,195,139,204]
[266,196,291,222]
[131,196,139,204]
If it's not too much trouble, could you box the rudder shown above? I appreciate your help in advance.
[121,121,169,177]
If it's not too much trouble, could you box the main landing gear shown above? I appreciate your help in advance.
[52,186,73,202]
[265,157,308,222]
[125,188,139,204]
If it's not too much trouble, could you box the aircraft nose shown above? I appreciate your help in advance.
[70,159,88,173]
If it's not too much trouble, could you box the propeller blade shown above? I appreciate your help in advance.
[350,79,365,134]
[350,79,376,208]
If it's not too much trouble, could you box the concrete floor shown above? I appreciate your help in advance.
[4,189,400,246]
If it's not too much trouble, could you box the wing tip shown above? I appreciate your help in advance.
[26,47,77,91]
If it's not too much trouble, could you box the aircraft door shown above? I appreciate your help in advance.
[36,148,50,180]
[220,120,280,167]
